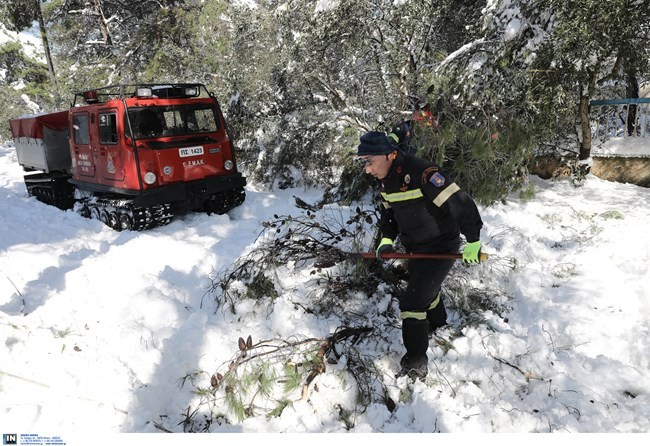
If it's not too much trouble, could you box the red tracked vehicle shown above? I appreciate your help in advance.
[9,83,246,230]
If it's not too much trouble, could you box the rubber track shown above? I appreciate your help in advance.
[27,182,245,231]
[80,198,173,231]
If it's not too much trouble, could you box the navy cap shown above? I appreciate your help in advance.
[357,131,394,156]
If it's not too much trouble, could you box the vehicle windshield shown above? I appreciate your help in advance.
[127,104,219,139]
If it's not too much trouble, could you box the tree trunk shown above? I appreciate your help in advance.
[34,0,60,105]
[578,95,592,161]
[626,68,639,136]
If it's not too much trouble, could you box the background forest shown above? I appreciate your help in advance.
[1,0,650,203]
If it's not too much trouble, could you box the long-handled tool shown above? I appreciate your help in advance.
[345,252,489,261]
[314,250,489,268]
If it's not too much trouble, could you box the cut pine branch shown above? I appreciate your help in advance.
[301,326,373,399]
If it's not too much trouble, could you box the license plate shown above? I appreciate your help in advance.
[179,146,204,157]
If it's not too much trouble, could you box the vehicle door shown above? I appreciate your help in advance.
[97,110,125,182]
[71,111,95,178]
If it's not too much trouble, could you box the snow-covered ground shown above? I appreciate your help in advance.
[1,137,650,445]
[593,134,650,157]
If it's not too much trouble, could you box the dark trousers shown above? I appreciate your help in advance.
[401,256,455,319]
[400,241,458,361]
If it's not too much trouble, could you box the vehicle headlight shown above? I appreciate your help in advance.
[224,160,234,170]
[143,172,157,184]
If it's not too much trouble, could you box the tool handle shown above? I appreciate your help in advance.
[360,252,490,261]
[314,251,490,268]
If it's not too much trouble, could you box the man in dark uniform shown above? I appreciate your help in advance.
[356,131,484,380]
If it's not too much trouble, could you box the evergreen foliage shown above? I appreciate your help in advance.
[418,99,535,205]
[0,41,53,140]
[0,0,36,32]
[2,0,650,190]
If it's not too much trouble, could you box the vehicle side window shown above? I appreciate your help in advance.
[99,112,118,144]
[73,113,89,145]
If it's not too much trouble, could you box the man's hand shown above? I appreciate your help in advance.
[462,241,481,265]
[376,238,394,259]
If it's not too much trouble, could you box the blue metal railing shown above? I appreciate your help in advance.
[590,98,650,140]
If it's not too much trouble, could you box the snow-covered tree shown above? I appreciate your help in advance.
[441,0,650,162]
[193,0,488,197]
[5,0,650,194]
[1,0,59,105]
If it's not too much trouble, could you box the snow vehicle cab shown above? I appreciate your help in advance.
[9,83,246,230]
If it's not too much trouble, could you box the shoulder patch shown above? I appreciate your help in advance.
[421,166,438,184]
[430,172,445,187]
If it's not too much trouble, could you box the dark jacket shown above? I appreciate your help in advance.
[378,153,483,252]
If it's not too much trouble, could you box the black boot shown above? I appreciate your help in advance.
[427,298,448,337]
[399,354,428,381]
[399,318,429,381]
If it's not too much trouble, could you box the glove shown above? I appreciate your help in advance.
[375,238,394,259]
[462,240,481,265]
